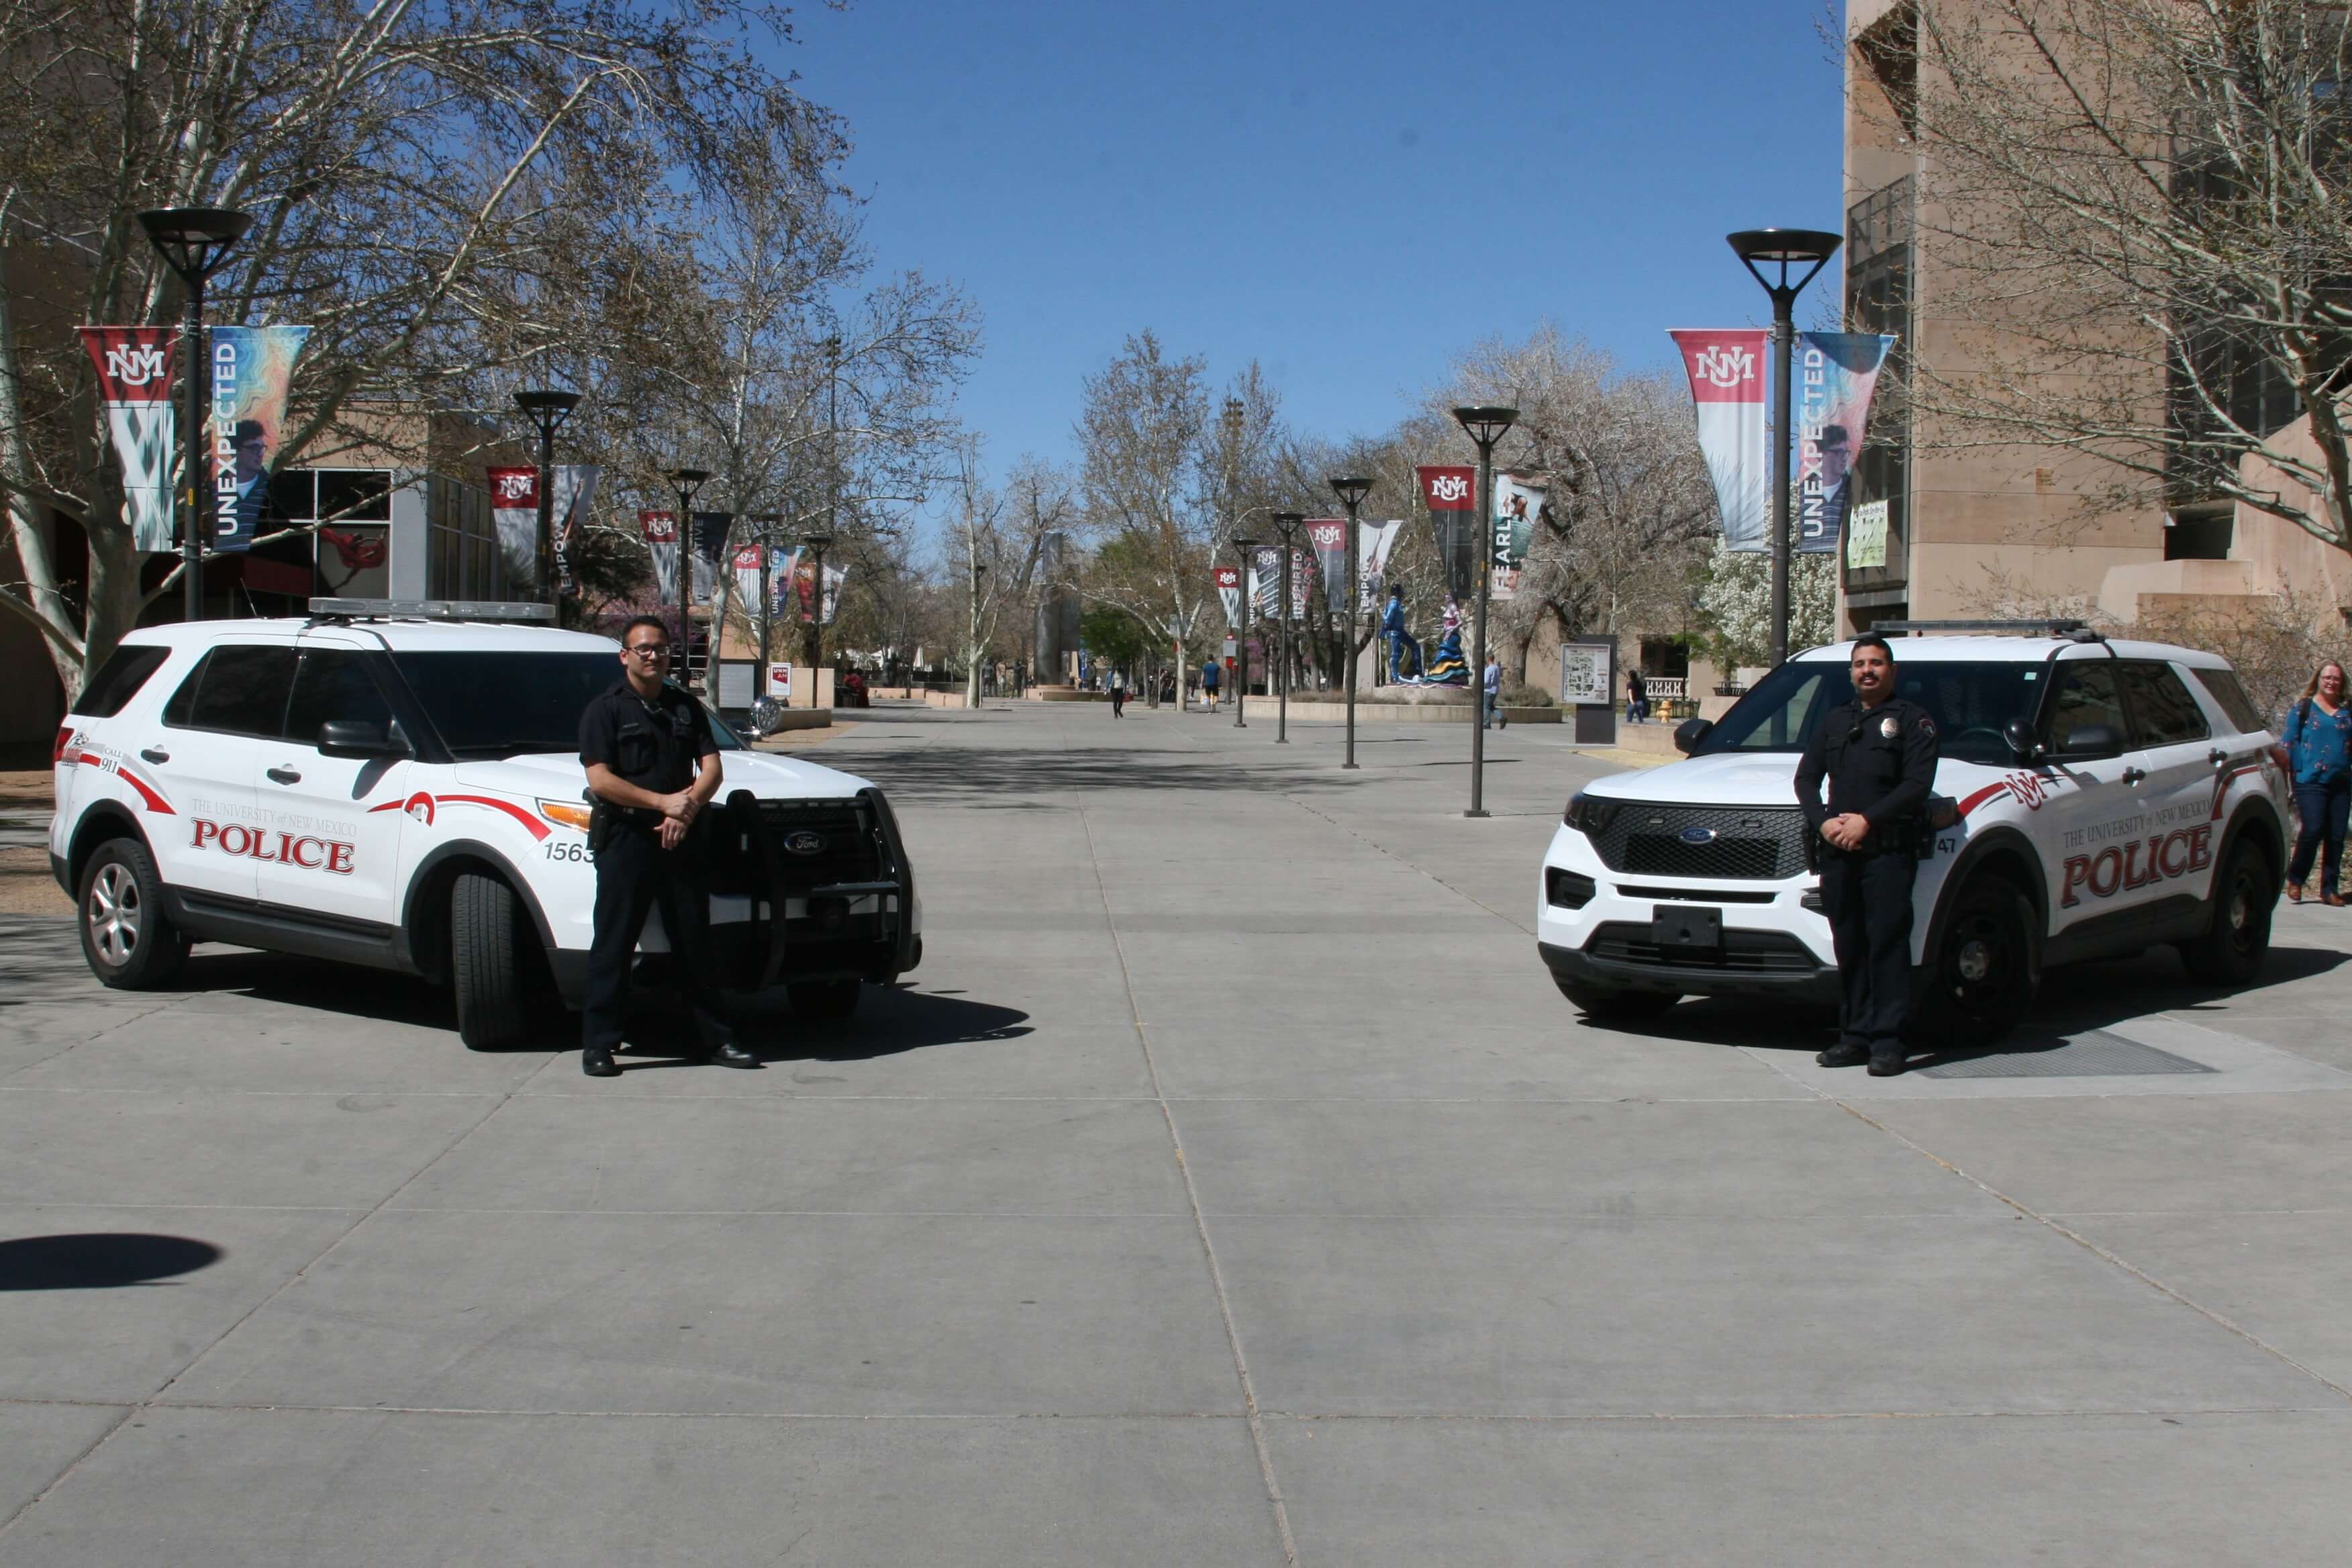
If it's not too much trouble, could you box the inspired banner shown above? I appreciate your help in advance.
[207,326,309,553]
[1416,464,1478,600]
[1305,519,1349,615]
[1794,332,1897,554]
[552,465,601,595]
[1669,329,1769,553]
[79,328,179,552]
[1491,475,1542,601]
[640,510,679,603]
[487,467,539,587]
[1215,565,1241,630]
[1359,519,1404,611]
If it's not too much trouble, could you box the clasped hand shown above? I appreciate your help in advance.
[1820,812,1871,852]
[658,789,699,850]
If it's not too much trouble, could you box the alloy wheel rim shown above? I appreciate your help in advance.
[87,863,140,967]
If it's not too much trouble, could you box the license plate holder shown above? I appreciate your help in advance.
[1652,905,1721,950]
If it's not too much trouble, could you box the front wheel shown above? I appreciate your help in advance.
[1917,879,2039,1049]
[787,979,861,1022]
[1555,977,1679,1021]
[2177,836,2275,985]
[452,873,533,1049]
[77,838,188,989]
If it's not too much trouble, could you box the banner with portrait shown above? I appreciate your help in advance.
[1794,332,1897,554]
[690,511,732,605]
[1358,518,1404,611]
[552,465,601,594]
[1491,475,1542,601]
[205,325,309,553]
[78,327,179,552]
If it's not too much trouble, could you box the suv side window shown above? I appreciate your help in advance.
[164,646,299,738]
[285,650,395,746]
[2189,667,2265,734]
[2046,661,2128,754]
[2119,662,2210,746]
[70,645,170,717]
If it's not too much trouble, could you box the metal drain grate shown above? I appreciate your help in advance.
[1918,1030,2216,1079]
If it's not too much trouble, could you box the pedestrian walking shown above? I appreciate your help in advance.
[1482,654,1506,730]
[1110,674,1126,718]
[576,616,758,1077]
[2283,659,2350,905]
[1795,635,1939,1076]
[1626,668,1649,725]
[1202,659,1220,711]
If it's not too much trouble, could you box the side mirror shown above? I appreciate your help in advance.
[2059,722,2124,760]
[1673,717,1714,756]
[318,719,409,758]
[2002,718,2039,761]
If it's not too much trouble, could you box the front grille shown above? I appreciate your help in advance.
[1613,884,1777,905]
[1584,922,1820,974]
[1588,804,1808,880]
[752,798,881,889]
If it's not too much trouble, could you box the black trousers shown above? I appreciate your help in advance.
[582,826,733,1054]
[1818,848,1917,1052]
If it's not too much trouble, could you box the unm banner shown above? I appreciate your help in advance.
[1794,332,1896,554]
[1670,329,1768,552]
[1416,464,1477,600]
[640,510,679,602]
[487,467,540,584]
[1491,476,1542,601]
[1215,565,1241,629]
[207,326,309,553]
[78,328,179,552]
[732,544,764,614]
[1358,519,1403,611]
[1305,519,1349,614]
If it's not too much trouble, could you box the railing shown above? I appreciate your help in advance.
[1641,677,1688,702]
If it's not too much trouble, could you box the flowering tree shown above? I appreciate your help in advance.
[1694,542,1836,672]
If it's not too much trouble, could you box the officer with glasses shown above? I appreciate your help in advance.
[575,614,758,1076]
[1794,634,1939,1076]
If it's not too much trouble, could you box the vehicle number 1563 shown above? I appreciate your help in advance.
[544,842,596,864]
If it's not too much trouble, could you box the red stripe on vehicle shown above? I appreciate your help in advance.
[116,765,175,815]
[1955,783,2008,819]
[434,793,548,840]
[2209,765,2262,822]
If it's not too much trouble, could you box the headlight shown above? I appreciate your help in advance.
[1563,793,1620,834]
[538,799,593,831]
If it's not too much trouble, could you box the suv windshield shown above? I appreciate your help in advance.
[1696,659,2046,766]
[391,652,744,757]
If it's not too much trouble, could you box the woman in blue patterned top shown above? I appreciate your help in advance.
[2283,660,2349,905]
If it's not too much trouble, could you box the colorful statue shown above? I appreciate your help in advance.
[1398,597,1469,686]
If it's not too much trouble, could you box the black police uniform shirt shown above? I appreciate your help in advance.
[1794,696,1939,850]
[579,680,718,814]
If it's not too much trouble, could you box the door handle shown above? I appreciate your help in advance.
[266,766,302,785]
[2208,748,2229,769]
[139,747,168,765]
[2121,766,2147,785]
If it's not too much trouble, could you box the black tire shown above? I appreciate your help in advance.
[787,979,861,1022]
[76,838,188,989]
[1917,879,2039,1049]
[1555,977,1679,1020]
[452,873,532,1049]
[2177,835,2275,986]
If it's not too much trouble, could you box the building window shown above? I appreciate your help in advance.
[2165,508,2234,561]
[426,474,503,600]
[1845,175,1913,589]
[1851,2,1918,139]
[264,467,395,599]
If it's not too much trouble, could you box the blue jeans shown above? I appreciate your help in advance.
[1483,691,1503,728]
[2290,774,2350,891]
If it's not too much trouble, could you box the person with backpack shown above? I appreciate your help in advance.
[2283,660,2350,905]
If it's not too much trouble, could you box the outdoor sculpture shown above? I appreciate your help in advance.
[1395,598,1468,687]
[1380,585,1422,682]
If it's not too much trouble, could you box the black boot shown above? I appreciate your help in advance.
[1867,1049,1908,1077]
[705,1039,758,1069]
[581,1046,621,1077]
[1817,1042,1871,1068]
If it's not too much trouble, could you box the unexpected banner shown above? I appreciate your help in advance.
[79,328,178,552]
[1359,519,1403,611]
[1215,565,1241,630]
[1305,519,1349,615]
[487,467,539,586]
[1416,464,1477,600]
[1795,332,1896,554]
[771,546,802,616]
[1670,328,1768,553]
[1491,476,1542,601]
[640,510,679,603]
[207,325,309,553]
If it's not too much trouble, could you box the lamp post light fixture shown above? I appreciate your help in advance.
[664,467,709,681]
[513,389,582,610]
[1269,512,1304,744]
[1451,405,1518,818]
[1327,475,1373,770]
[138,207,254,624]
[1727,227,1843,668]
[1231,534,1259,729]
[801,530,834,708]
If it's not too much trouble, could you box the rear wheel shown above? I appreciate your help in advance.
[77,838,187,989]
[1555,978,1679,1021]
[2177,836,2275,985]
[787,979,861,1022]
[1918,879,2039,1048]
[452,873,532,1048]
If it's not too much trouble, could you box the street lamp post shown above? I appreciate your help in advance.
[1328,475,1373,770]
[513,389,581,611]
[801,530,834,708]
[664,467,709,682]
[1728,228,1843,668]
[1452,406,1518,819]
[138,207,254,624]
[1232,534,1258,730]
[1269,513,1304,743]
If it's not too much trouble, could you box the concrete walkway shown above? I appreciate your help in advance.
[3,701,2349,1564]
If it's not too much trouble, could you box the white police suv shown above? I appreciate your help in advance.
[48,601,920,1048]
[1538,623,2290,1046]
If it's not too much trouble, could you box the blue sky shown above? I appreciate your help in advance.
[781,1,1843,506]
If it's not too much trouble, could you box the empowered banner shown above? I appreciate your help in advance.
[1416,464,1477,600]
[79,328,179,552]
[1359,519,1403,611]
[1670,330,1768,553]
[207,326,309,553]
[1795,332,1896,554]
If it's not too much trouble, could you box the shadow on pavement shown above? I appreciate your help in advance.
[609,985,1032,1067]
[0,1233,222,1291]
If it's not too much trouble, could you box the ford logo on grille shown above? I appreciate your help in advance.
[1677,826,1718,846]
[783,830,828,856]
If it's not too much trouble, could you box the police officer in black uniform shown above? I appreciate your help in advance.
[1794,634,1939,1076]
[576,615,758,1077]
